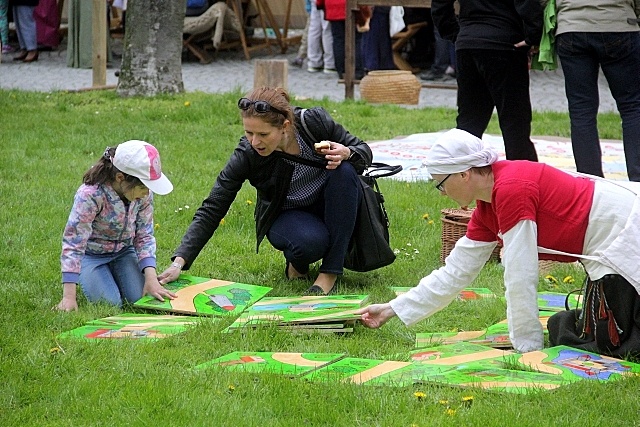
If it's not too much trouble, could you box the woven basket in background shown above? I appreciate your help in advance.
[440,208,502,264]
[360,70,421,105]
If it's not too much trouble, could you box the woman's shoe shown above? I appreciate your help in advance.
[22,50,38,63]
[13,50,28,61]
[285,261,308,281]
[305,284,336,296]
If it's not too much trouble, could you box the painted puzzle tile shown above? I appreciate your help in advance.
[390,286,496,300]
[133,274,272,317]
[57,313,199,340]
[195,352,345,377]
[408,342,513,365]
[536,292,582,312]
[420,362,569,394]
[226,295,369,328]
[506,345,640,382]
[415,327,512,349]
[301,357,412,385]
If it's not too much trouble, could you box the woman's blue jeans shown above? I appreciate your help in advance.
[557,31,640,181]
[79,246,145,307]
[267,162,362,276]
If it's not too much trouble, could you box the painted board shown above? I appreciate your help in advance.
[195,352,345,377]
[301,357,413,385]
[407,342,513,365]
[536,292,582,312]
[57,313,199,340]
[505,345,640,382]
[225,295,369,329]
[415,324,512,349]
[391,286,496,300]
[133,274,272,317]
[419,362,570,393]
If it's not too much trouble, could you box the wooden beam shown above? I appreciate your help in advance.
[92,0,107,87]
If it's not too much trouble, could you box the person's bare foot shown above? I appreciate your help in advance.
[308,273,337,295]
[286,262,308,280]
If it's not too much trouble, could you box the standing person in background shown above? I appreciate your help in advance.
[306,0,335,74]
[56,140,176,311]
[11,0,40,62]
[0,0,12,54]
[420,27,455,81]
[360,6,395,72]
[556,0,640,181]
[290,0,311,68]
[431,0,543,161]
[319,0,365,80]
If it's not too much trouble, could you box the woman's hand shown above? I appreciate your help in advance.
[356,303,397,328]
[318,141,352,170]
[158,258,184,285]
[143,268,176,302]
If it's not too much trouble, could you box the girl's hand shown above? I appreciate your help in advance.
[356,303,397,328]
[143,267,176,301]
[56,297,78,312]
[318,142,352,170]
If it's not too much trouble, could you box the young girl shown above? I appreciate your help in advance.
[56,140,176,311]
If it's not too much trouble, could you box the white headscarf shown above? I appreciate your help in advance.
[423,129,499,175]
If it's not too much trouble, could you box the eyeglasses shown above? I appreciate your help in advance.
[435,174,452,192]
[237,98,287,117]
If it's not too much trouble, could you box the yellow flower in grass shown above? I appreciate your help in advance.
[219,218,225,225]
[49,347,61,355]
[184,101,191,107]
[461,396,474,408]
[438,399,449,406]
[422,213,430,220]
[154,223,160,231]
[545,275,560,286]
[246,199,253,205]
[413,391,426,401]
[445,408,457,416]
[228,384,235,392]
[428,220,434,225]
[563,275,575,284]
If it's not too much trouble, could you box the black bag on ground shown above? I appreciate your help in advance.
[548,274,640,358]
[344,163,402,272]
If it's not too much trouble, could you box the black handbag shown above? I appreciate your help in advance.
[275,154,402,272]
[345,163,402,272]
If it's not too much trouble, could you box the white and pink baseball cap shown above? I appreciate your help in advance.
[112,140,173,195]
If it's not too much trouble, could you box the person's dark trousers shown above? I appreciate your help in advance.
[330,20,364,79]
[266,162,362,276]
[361,6,395,71]
[557,31,640,181]
[455,48,538,161]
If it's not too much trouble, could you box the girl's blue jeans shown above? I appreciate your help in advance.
[79,246,145,307]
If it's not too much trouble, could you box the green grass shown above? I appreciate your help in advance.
[1,89,638,427]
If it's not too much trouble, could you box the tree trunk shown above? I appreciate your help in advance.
[117,0,185,97]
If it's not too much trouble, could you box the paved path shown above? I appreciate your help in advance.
[0,40,618,113]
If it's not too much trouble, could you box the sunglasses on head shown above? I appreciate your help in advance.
[237,98,287,117]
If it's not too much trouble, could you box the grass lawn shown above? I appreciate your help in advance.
[1,89,638,426]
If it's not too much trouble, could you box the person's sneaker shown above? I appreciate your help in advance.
[444,66,457,78]
[290,57,304,68]
[307,66,323,73]
[323,67,337,74]
[2,45,15,54]
[419,70,446,81]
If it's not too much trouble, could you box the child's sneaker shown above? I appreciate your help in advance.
[307,66,323,73]
[323,68,337,74]
[2,45,15,54]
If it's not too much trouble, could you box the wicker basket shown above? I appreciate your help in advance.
[359,70,421,105]
[440,208,502,264]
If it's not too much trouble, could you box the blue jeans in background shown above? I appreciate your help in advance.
[267,162,361,276]
[557,31,640,181]
[79,246,145,307]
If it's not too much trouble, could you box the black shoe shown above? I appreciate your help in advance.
[419,70,445,81]
[305,284,336,296]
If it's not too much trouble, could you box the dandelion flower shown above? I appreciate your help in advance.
[428,220,434,225]
[184,101,191,107]
[154,223,160,230]
[422,213,430,220]
[438,399,449,406]
[220,218,225,225]
[461,396,474,407]
[446,408,456,416]
[228,384,235,392]
[50,347,60,354]
[413,391,426,401]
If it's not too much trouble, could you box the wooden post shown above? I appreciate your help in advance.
[92,0,107,87]
[254,59,288,90]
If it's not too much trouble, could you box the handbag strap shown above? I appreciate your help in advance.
[365,163,403,178]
